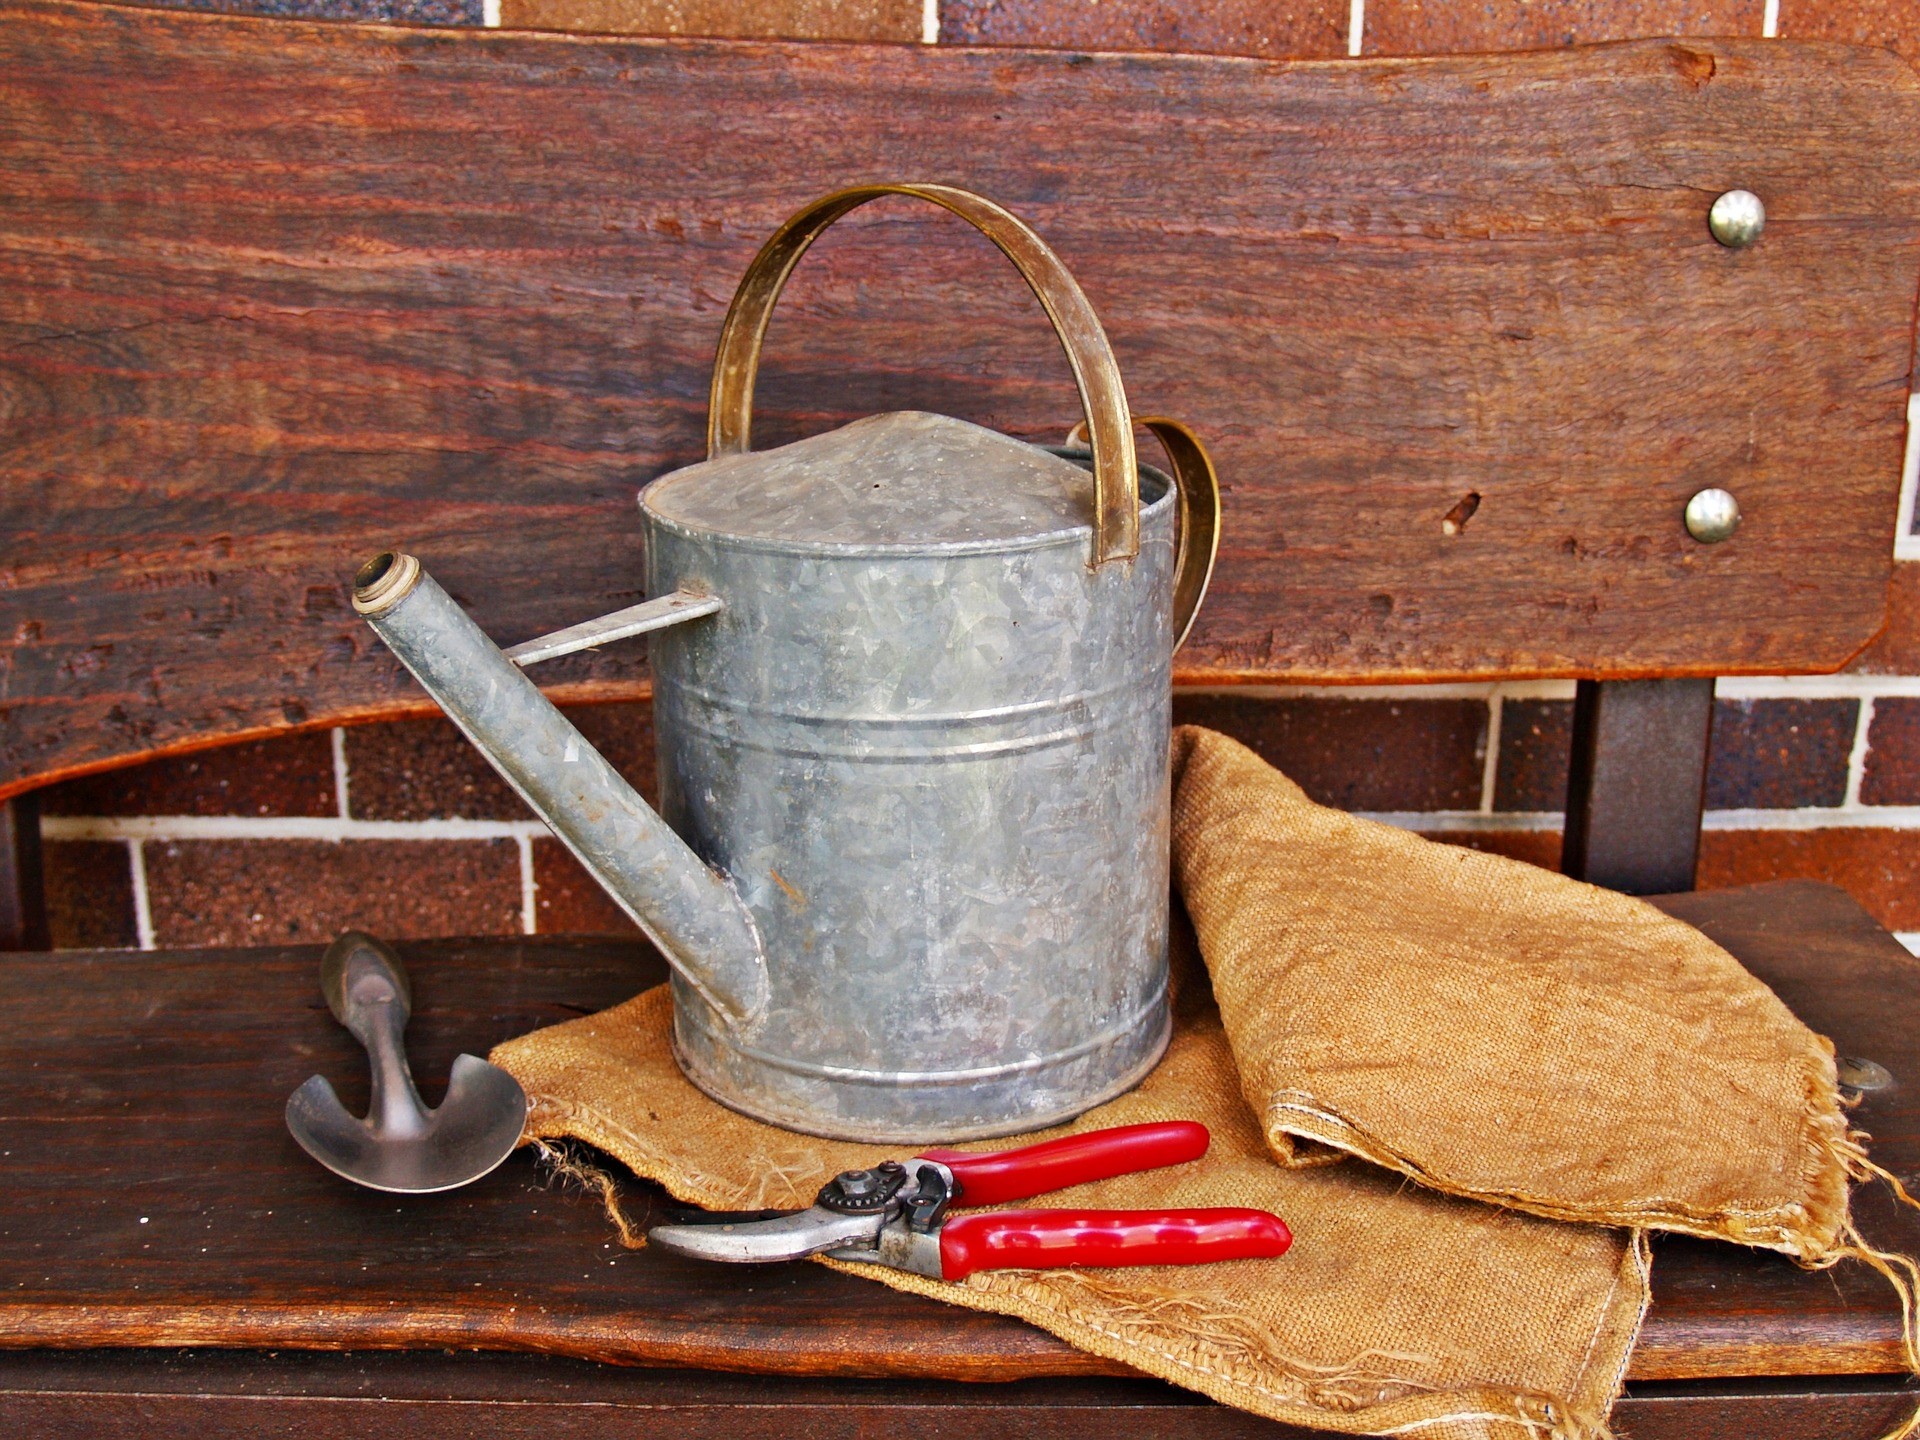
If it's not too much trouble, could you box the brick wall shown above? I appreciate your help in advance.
[39,0,1920,951]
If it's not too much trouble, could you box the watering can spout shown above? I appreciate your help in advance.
[350,552,769,1033]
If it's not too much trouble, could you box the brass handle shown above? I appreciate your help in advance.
[1067,416,1221,653]
[706,183,1139,567]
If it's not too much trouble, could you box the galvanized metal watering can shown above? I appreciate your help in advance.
[351,184,1220,1143]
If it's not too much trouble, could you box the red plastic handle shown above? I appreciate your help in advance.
[917,1121,1210,1207]
[937,1208,1292,1281]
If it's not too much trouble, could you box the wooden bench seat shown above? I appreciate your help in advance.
[1,881,1916,1435]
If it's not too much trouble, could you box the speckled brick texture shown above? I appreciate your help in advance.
[1172,694,1487,811]
[345,703,655,820]
[140,0,483,22]
[44,841,136,950]
[533,836,641,934]
[1364,0,1763,54]
[1863,698,1920,806]
[41,733,337,818]
[939,1,1351,58]
[143,838,523,947]
[1495,700,1574,812]
[1705,699,1858,810]
[1778,0,1920,67]
[500,0,920,40]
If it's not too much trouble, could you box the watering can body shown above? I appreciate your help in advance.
[352,185,1218,1143]
[644,413,1179,1139]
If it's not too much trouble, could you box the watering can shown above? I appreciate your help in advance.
[350,184,1220,1143]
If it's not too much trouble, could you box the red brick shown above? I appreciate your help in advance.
[343,718,523,822]
[344,703,655,821]
[1365,0,1763,54]
[1778,1,1920,68]
[144,839,523,947]
[1429,828,1564,872]
[39,733,336,819]
[43,840,137,950]
[1698,828,1920,932]
[1175,694,1487,811]
[1862,698,1920,806]
[532,836,640,935]
[940,0,1350,59]
[1705,699,1856,810]
[499,0,921,40]
[1493,699,1572,813]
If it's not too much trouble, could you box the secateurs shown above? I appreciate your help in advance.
[647,1121,1291,1282]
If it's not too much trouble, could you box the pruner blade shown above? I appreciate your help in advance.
[648,1204,885,1264]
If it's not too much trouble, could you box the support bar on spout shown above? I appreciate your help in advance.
[505,589,724,668]
[351,552,769,1033]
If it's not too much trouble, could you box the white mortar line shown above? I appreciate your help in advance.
[1176,677,1920,704]
[1361,811,1561,833]
[43,815,550,844]
[1363,805,1920,833]
[482,0,500,27]
[1701,806,1920,831]
[1845,697,1876,809]
[1478,693,1502,815]
[1897,932,1920,958]
[1761,0,1779,38]
[127,839,156,952]
[1715,675,1920,700]
[516,834,537,934]
[1176,680,1578,702]
[1897,393,1920,562]
[1347,0,1364,56]
[330,727,351,821]
[921,0,938,45]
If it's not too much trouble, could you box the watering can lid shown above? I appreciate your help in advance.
[641,411,1110,550]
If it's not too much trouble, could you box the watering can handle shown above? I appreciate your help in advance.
[1067,415,1222,654]
[706,183,1140,568]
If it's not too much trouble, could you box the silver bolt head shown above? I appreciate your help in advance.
[1685,487,1741,543]
[1709,189,1765,248]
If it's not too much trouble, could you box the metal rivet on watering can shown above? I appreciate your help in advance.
[1708,189,1765,248]
[1685,487,1741,543]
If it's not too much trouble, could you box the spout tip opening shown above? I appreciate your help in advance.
[352,551,421,617]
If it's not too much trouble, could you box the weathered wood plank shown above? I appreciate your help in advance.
[0,881,1913,1382]
[0,1351,1915,1440]
[2,2,1916,796]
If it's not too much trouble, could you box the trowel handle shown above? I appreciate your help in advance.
[321,930,413,1032]
[319,931,434,1139]
[706,182,1141,569]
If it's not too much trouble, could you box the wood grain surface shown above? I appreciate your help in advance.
[1,1351,1915,1439]
[0,879,1914,1385]
[1,2,1917,798]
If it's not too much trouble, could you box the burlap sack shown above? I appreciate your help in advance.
[496,982,1647,1440]
[1169,725,1879,1261]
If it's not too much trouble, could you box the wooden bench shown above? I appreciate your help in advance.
[3,3,1920,1433]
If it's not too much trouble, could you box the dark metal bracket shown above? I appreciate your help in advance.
[0,794,48,952]
[1562,678,1716,895]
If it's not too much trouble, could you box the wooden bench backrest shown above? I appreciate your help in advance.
[3,0,1918,799]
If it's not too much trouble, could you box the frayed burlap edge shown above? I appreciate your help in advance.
[517,1089,1647,1440]
[1259,1046,1855,1260]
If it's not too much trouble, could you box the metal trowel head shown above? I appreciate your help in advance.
[286,931,528,1194]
